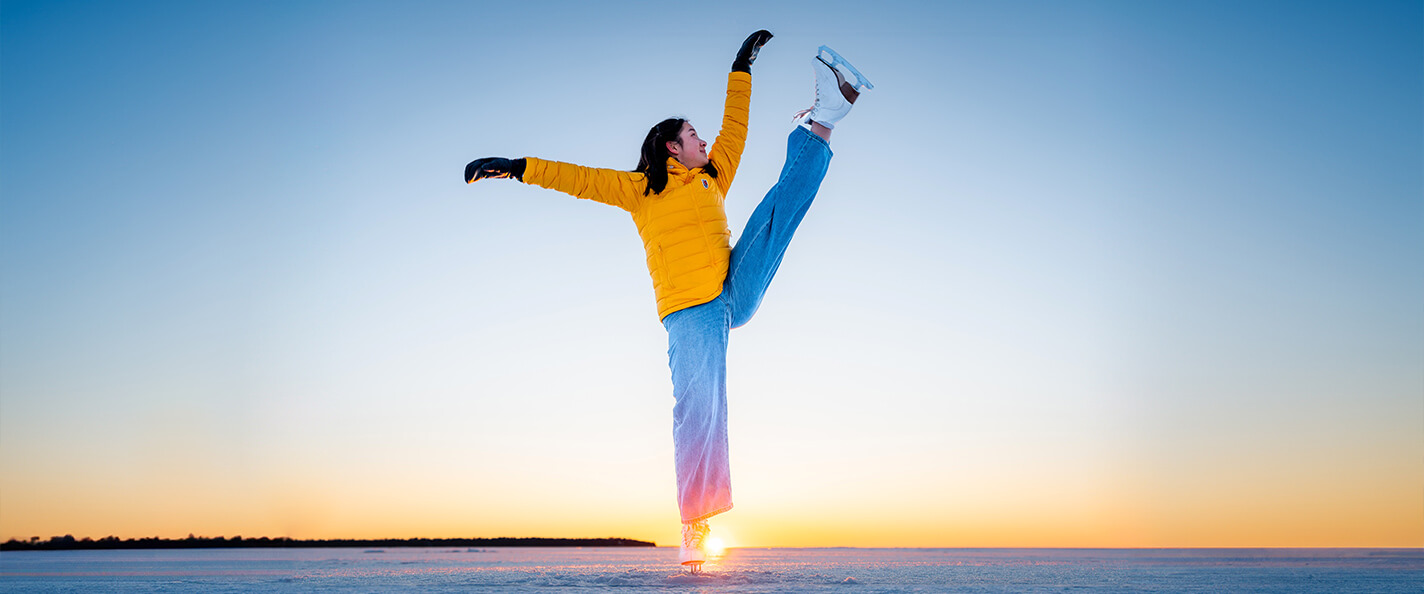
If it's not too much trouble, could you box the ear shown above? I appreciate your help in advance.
[665,139,680,156]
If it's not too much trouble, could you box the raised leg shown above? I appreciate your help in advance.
[724,126,833,329]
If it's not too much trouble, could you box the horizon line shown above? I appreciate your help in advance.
[4,534,1418,552]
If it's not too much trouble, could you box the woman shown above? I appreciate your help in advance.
[463,30,872,571]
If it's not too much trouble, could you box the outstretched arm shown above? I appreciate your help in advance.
[522,157,646,212]
[465,154,645,213]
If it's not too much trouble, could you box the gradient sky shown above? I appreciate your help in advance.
[2,0,1420,548]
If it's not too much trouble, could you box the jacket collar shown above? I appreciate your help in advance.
[665,157,698,179]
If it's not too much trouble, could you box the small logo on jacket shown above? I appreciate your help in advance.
[702,178,710,189]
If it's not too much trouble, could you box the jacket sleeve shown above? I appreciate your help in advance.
[521,157,646,213]
[706,71,753,196]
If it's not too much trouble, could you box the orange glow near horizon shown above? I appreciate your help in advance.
[4,475,1420,549]
[2,426,1421,548]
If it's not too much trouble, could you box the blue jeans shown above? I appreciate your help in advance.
[662,125,832,523]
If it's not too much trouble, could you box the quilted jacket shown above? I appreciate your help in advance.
[521,71,752,320]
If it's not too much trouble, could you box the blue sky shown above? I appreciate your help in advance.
[2,0,1420,546]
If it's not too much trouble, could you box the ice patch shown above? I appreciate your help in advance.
[3,547,1420,593]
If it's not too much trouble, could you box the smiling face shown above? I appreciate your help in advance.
[666,121,709,169]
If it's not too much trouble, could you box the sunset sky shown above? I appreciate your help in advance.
[2,0,1420,549]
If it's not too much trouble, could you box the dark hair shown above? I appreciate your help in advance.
[635,117,717,196]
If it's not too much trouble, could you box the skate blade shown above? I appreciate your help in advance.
[818,45,874,91]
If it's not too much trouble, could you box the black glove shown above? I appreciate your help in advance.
[464,157,526,183]
[732,30,773,73]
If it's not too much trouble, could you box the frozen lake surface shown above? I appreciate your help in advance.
[3,546,1420,592]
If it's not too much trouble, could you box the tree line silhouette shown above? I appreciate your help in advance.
[1,534,656,551]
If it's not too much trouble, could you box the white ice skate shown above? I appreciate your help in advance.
[678,520,710,572]
[795,45,874,129]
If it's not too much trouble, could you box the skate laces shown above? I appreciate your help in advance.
[681,521,709,549]
[792,76,821,121]
[793,58,840,121]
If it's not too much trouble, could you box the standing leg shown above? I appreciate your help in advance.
[663,298,732,570]
[663,298,734,523]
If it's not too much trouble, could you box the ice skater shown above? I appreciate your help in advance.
[462,30,872,572]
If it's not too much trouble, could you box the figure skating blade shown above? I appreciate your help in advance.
[817,45,874,91]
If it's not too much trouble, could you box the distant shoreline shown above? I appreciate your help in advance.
[0,535,656,551]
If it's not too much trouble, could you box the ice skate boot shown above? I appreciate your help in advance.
[678,520,709,572]
[794,45,874,129]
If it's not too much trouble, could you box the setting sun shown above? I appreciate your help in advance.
[705,537,726,558]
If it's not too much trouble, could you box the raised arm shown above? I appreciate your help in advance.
[707,30,771,195]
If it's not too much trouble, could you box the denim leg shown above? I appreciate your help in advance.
[725,125,833,328]
[663,297,733,523]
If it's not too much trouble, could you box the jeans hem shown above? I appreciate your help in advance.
[793,121,833,154]
[683,503,733,524]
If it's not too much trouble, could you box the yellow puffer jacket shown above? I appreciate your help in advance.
[521,71,752,320]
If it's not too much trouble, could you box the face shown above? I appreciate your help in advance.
[666,122,709,169]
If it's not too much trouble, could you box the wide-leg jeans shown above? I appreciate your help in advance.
[662,125,832,523]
